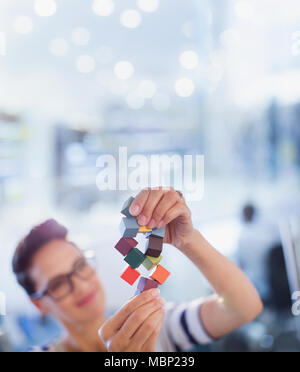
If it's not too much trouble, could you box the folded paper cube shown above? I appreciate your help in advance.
[135,277,159,296]
[150,265,170,285]
[114,237,138,256]
[139,225,152,234]
[120,217,139,238]
[142,255,162,270]
[121,266,140,286]
[146,226,166,239]
[145,235,163,258]
[121,196,135,218]
[124,248,146,269]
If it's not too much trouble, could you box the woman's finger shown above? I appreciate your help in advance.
[116,297,165,341]
[129,188,151,217]
[140,315,164,352]
[151,190,181,228]
[159,202,190,228]
[99,288,160,342]
[137,188,167,227]
[130,308,165,351]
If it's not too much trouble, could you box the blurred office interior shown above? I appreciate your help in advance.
[1,0,300,351]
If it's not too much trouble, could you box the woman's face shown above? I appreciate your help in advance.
[29,240,106,326]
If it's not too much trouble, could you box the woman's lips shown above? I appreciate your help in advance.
[77,290,98,307]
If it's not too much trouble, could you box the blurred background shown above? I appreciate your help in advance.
[1,0,300,352]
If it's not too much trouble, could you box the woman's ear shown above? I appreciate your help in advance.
[30,297,50,315]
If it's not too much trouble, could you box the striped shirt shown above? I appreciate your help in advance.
[155,298,213,352]
[30,298,213,352]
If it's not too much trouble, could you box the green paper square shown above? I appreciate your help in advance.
[124,248,146,269]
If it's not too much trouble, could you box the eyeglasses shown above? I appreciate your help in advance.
[32,257,95,302]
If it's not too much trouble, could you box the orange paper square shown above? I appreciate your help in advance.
[139,225,152,233]
[150,265,170,285]
[121,266,140,286]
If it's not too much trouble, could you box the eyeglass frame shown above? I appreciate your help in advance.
[31,252,96,301]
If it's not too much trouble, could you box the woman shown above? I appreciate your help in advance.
[13,187,263,352]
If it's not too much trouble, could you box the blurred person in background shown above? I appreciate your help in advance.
[12,187,263,352]
[237,203,281,303]
[266,243,291,313]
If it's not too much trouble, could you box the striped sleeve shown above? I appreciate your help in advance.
[155,298,214,352]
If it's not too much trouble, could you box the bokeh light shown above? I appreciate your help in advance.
[34,0,57,17]
[13,16,34,35]
[138,80,157,98]
[179,50,199,70]
[120,9,142,29]
[114,61,134,80]
[92,0,114,17]
[259,335,274,350]
[175,78,195,98]
[137,0,160,13]
[49,38,69,56]
[71,27,90,46]
[76,55,96,74]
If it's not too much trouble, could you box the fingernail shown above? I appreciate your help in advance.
[157,221,164,229]
[150,288,160,297]
[139,215,147,226]
[130,204,139,215]
[148,219,156,229]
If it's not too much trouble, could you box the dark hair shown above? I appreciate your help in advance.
[242,204,256,223]
[12,219,68,296]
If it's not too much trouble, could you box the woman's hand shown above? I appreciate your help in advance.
[129,186,194,249]
[99,289,165,352]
